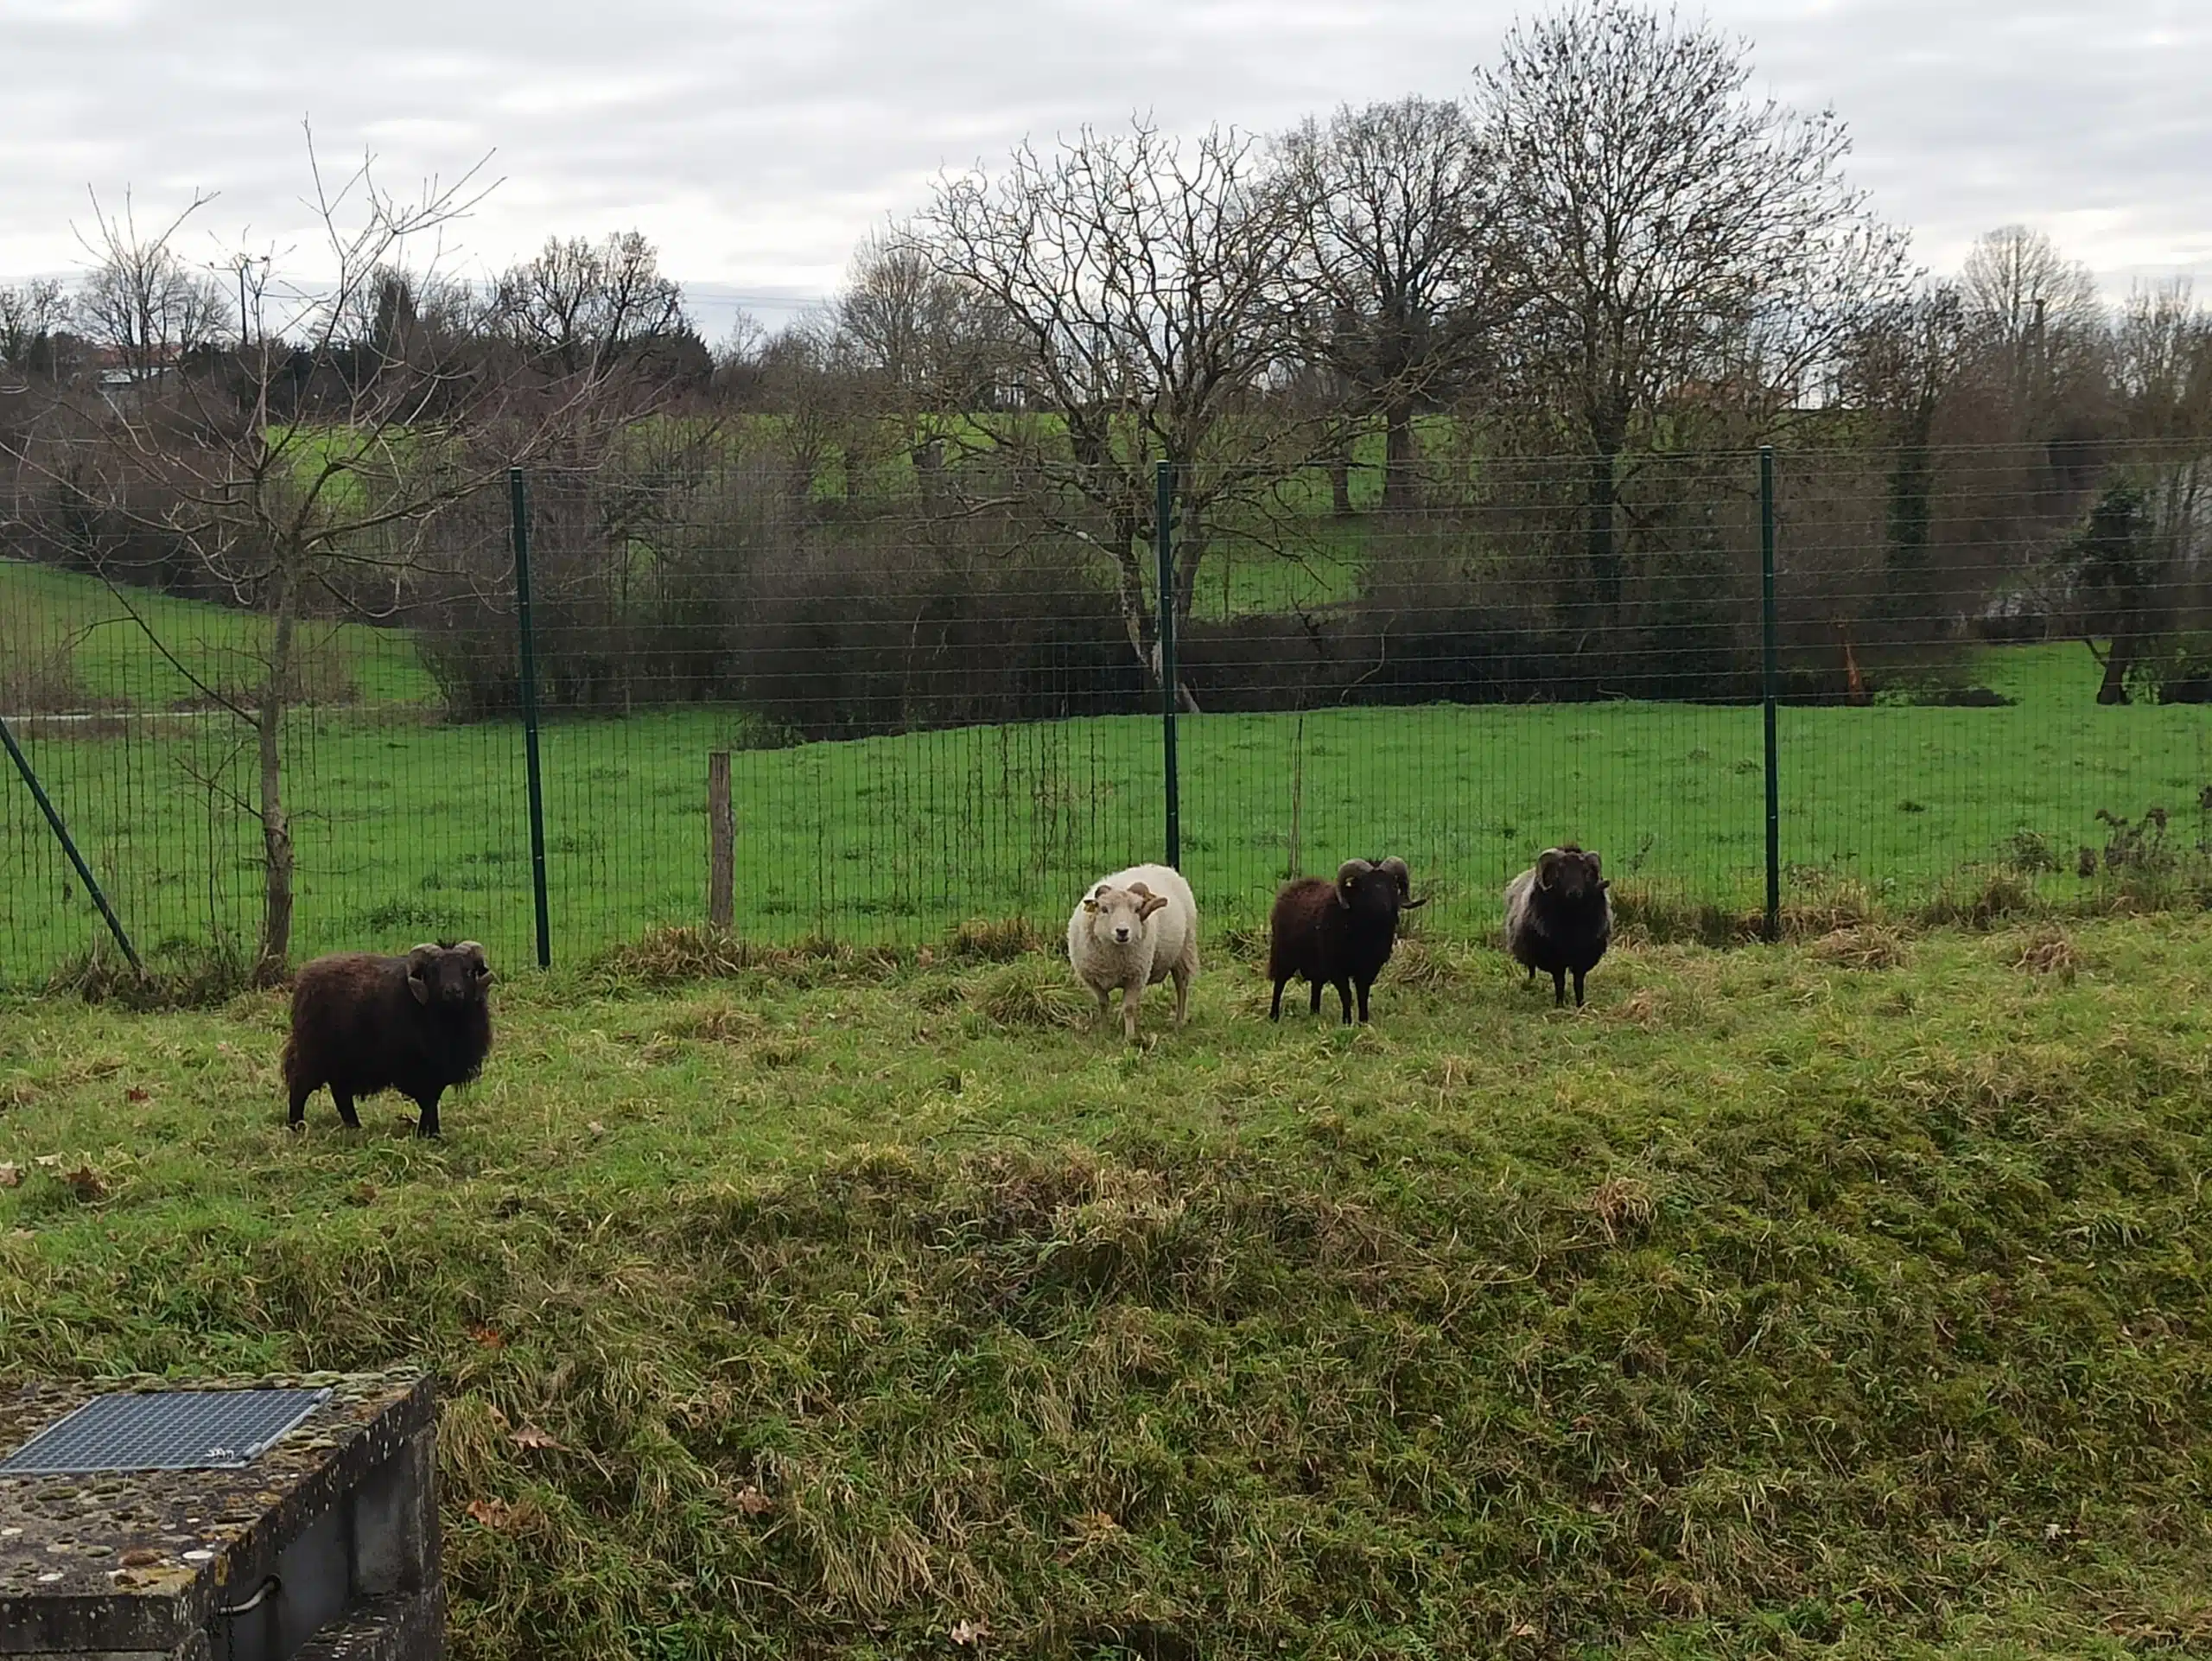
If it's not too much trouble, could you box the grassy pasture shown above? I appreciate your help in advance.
[4,559,2209,985]
[3,913,2211,1656]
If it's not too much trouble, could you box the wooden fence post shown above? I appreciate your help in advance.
[708,750,734,932]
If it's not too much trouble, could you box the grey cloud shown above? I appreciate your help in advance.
[0,0,2204,326]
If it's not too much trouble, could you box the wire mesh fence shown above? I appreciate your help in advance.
[5,434,2210,984]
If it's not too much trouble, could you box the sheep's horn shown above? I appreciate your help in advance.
[1336,859,1372,883]
[1379,856,1413,898]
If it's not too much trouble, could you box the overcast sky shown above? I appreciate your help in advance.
[2,0,2205,341]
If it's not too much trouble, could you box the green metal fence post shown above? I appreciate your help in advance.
[1760,445,1781,943]
[1155,459,1180,869]
[1,714,143,974]
[511,468,553,969]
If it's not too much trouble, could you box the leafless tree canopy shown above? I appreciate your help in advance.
[1473,0,1911,620]
[492,231,690,379]
[74,194,236,379]
[913,119,1320,706]
[0,277,73,374]
[1279,97,1508,510]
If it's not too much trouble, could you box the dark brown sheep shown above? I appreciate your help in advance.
[283,941,493,1137]
[1503,844,1612,1007]
[1268,856,1424,1025]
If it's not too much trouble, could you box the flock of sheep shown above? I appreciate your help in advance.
[279,846,1611,1137]
[1069,843,1614,1042]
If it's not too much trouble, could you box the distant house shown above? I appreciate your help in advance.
[95,362,173,418]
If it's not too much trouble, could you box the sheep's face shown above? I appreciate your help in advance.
[406,940,493,1009]
[1536,846,1606,904]
[1336,856,1424,922]
[1083,882,1167,948]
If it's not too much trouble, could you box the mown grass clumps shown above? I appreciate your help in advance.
[4,916,2212,1657]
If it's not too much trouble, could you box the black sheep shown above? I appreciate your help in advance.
[1268,856,1424,1025]
[283,941,493,1137]
[1503,844,1612,1007]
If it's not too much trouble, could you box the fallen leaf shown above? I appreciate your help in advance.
[466,1498,512,1530]
[734,1485,772,1516]
[950,1619,988,1646]
[124,1086,149,1103]
[510,1424,563,1451]
[0,1164,21,1189]
[467,1325,506,1349]
[62,1165,106,1201]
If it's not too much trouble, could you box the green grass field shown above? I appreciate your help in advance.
[5,560,2212,984]
[4,914,2211,1657]
[0,557,439,711]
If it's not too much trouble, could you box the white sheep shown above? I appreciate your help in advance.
[1065,862,1199,1041]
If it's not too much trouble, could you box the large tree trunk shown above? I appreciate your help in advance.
[1381,399,1420,514]
[1884,400,1936,623]
[2094,633,2135,705]
[254,562,297,986]
[1585,445,1623,618]
[1329,442,1353,519]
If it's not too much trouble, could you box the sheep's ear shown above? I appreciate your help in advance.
[1537,851,1561,890]
[1585,852,1602,878]
[1082,897,1100,913]
[1336,858,1370,907]
[1401,894,1427,910]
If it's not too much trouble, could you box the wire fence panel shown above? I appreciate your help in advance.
[3,435,2209,984]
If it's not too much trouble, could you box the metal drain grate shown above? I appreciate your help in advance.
[0,1388,333,1475]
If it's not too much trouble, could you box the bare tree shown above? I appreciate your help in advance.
[1959,225,2107,436]
[913,118,1313,709]
[492,231,689,379]
[1840,285,1970,619]
[2114,279,2212,443]
[832,230,1011,494]
[23,134,645,982]
[74,193,233,381]
[0,277,73,375]
[1476,0,1910,624]
[1278,97,1509,512]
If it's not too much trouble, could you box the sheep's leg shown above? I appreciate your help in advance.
[1171,963,1191,1028]
[1308,980,1323,1016]
[1356,978,1372,1023]
[1525,964,1536,986]
[414,1091,442,1139]
[1551,969,1567,1007]
[1122,980,1143,1043]
[332,1089,361,1130]
[1270,977,1288,1021]
[1573,968,1586,1009]
[1090,983,1112,1032]
[1335,978,1354,1025]
[288,1082,315,1130]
